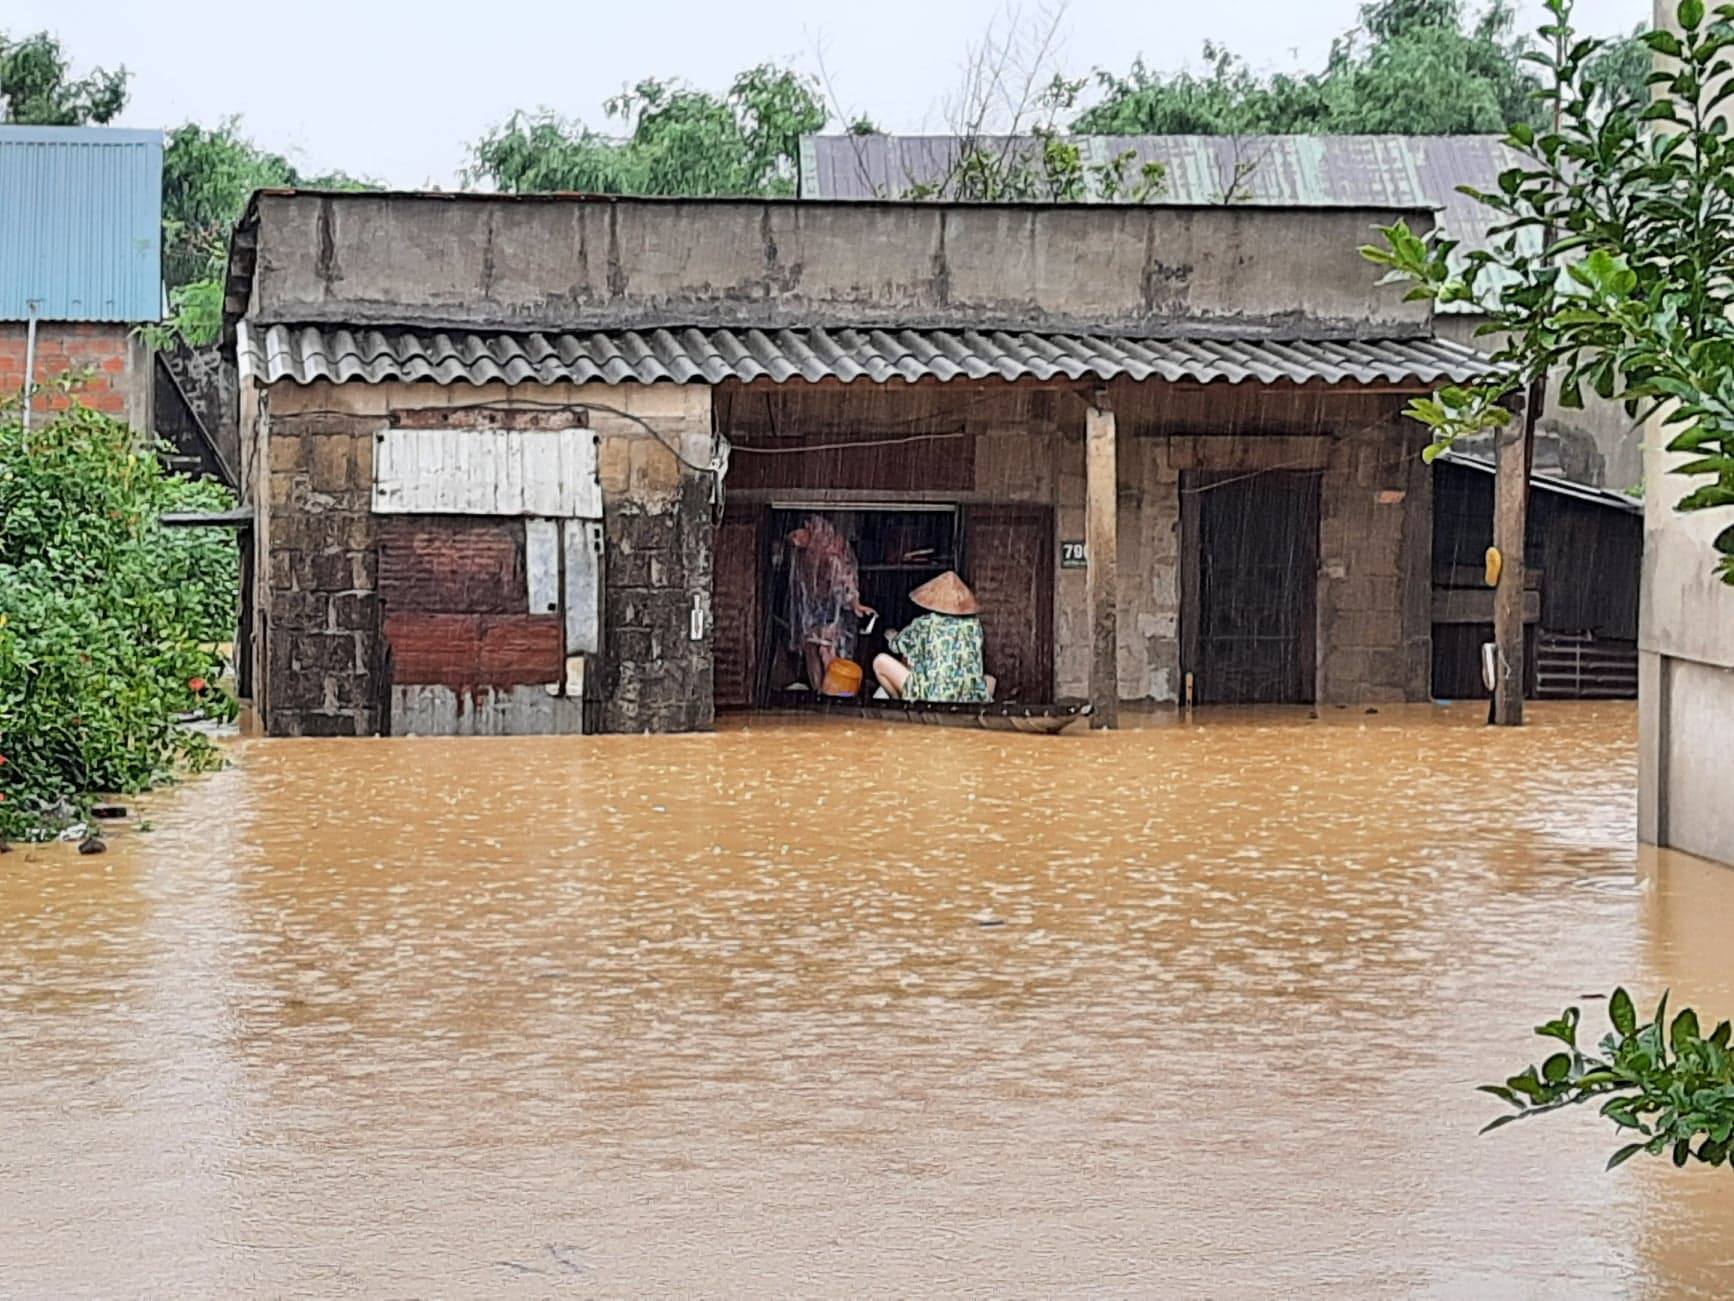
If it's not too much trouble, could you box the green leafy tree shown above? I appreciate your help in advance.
[0,395,237,841]
[1071,46,1330,135]
[1482,989,1734,1172]
[470,65,827,196]
[161,120,301,290]
[1363,0,1734,581]
[1585,25,1653,111]
[153,120,373,346]
[0,30,127,125]
[1075,0,1545,135]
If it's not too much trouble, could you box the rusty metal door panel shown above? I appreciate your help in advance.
[372,428,601,517]
[389,684,583,736]
[964,506,1054,703]
[712,507,761,709]
[377,517,527,614]
[384,612,565,686]
[1185,470,1320,705]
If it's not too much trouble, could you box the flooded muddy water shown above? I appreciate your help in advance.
[2,702,1731,1296]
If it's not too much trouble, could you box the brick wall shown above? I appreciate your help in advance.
[0,322,148,427]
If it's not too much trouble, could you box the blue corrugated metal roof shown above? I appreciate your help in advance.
[0,126,163,322]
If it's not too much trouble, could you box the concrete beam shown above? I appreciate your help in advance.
[245,193,1437,340]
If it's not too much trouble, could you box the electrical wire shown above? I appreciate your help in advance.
[731,431,968,455]
[268,394,719,474]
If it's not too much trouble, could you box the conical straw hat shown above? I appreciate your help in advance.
[909,570,979,616]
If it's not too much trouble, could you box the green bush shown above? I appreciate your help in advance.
[1483,988,1734,1171]
[0,399,239,839]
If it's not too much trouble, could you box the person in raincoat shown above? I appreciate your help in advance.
[873,571,994,703]
[786,515,874,690]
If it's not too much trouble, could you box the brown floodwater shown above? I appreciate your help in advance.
[1,702,1731,1297]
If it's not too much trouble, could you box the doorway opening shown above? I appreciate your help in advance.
[711,501,1056,709]
[1181,469,1321,704]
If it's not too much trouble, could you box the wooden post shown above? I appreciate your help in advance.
[1490,389,1537,726]
[1086,399,1119,728]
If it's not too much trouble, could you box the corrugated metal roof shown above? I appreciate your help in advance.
[0,126,163,322]
[1436,450,1644,514]
[247,324,1491,388]
[799,134,1527,311]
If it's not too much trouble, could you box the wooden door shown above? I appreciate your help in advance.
[1183,470,1320,704]
[965,506,1054,703]
[712,506,762,709]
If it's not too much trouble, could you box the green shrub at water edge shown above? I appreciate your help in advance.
[0,400,239,840]
[1484,989,1734,1172]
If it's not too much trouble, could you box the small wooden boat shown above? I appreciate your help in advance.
[780,693,1094,735]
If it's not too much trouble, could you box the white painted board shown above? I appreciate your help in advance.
[525,519,561,616]
[372,428,601,518]
[563,519,604,655]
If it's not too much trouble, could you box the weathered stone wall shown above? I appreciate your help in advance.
[1053,427,1181,702]
[594,388,715,734]
[258,409,383,736]
[1317,411,1434,704]
[250,379,714,737]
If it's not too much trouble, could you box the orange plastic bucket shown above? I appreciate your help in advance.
[821,658,864,697]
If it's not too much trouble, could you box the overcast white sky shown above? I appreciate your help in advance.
[9,0,1646,187]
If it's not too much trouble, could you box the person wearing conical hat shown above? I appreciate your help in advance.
[873,571,995,703]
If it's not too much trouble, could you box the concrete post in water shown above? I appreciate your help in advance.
[1086,397,1119,728]
[1491,391,1536,726]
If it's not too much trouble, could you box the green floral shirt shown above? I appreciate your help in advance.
[892,613,991,703]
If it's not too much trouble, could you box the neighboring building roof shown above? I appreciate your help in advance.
[800,134,1522,312]
[243,323,1490,389]
[1435,450,1644,515]
[0,126,163,322]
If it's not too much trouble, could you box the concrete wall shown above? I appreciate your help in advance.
[1639,0,1734,866]
[1435,315,1644,490]
[0,321,151,431]
[249,379,713,737]
[241,193,1435,341]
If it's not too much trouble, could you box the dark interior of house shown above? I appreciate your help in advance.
[760,505,960,700]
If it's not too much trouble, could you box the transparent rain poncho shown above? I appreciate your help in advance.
[786,514,863,667]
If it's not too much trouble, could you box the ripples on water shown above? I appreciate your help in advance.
[1,701,1730,1297]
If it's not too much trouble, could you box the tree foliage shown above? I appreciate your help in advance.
[153,120,372,346]
[1483,989,1734,1172]
[0,30,127,126]
[0,395,237,841]
[470,66,827,196]
[1074,0,1544,136]
[1364,0,1734,581]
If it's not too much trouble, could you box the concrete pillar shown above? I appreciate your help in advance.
[1086,401,1119,727]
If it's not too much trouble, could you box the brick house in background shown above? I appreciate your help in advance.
[0,126,162,430]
